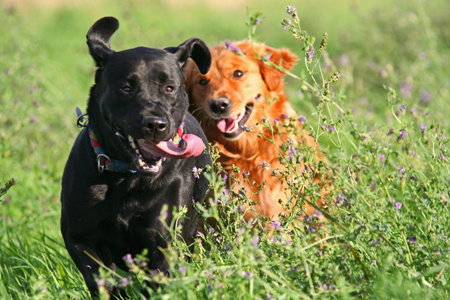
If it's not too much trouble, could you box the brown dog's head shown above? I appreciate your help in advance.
[185,40,298,142]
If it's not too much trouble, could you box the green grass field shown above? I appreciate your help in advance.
[1,0,449,298]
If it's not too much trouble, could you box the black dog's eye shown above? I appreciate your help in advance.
[121,86,132,93]
[232,70,244,79]
[164,85,175,93]
[199,78,208,86]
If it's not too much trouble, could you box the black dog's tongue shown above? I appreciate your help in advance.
[137,134,205,159]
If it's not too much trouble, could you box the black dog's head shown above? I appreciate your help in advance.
[86,17,211,175]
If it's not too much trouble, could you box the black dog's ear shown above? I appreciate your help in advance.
[165,38,211,74]
[86,17,119,68]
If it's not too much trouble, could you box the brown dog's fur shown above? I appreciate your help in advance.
[185,41,325,228]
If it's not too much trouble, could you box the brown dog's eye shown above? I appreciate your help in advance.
[199,78,208,86]
[121,86,132,93]
[232,70,244,78]
[164,86,174,93]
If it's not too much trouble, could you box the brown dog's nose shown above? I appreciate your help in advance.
[142,116,167,134]
[209,97,230,115]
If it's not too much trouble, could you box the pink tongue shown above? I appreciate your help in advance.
[149,134,205,158]
[217,116,238,133]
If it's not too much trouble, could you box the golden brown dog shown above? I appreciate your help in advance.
[185,40,326,228]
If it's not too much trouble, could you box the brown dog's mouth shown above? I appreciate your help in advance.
[215,103,253,139]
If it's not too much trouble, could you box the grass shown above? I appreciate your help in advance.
[0,0,449,299]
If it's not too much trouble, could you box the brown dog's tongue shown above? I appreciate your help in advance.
[138,134,205,159]
[217,116,238,133]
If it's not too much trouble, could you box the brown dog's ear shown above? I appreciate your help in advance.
[165,38,211,74]
[239,42,298,91]
[86,17,119,68]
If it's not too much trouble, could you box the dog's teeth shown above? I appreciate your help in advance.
[139,154,143,158]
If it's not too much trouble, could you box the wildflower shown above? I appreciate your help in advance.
[122,254,134,266]
[29,88,36,94]
[306,225,316,233]
[397,129,408,141]
[267,293,273,299]
[339,54,349,66]
[254,93,261,102]
[271,169,279,176]
[387,127,393,136]
[216,282,223,288]
[286,5,297,16]
[260,161,270,170]
[397,166,406,174]
[13,99,19,105]
[399,105,406,113]
[119,275,131,288]
[372,260,377,266]
[178,266,188,274]
[30,117,37,123]
[220,173,227,182]
[439,154,446,161]
[272,221,281,229]
[419,89,433,104]
[342,252,348,260]
[370,240,377,246]
[192,166,203,178]
[297,115,306,124]
[378,153,386,162]
[407,235,417,244]
[399,81,412,98]
[274,117,280,124]
[250,236,259,249]
[306,46,315,62]
[3,197,10,205]
[420,124,426,135]
[242,270,252,277]
[224,40,241,55]
[33,99,40,107]
[336,193,349,207]
[208,227,215,234]
[326,125,335,132]
[394,202,402,210]
[436,249,442,256]
[379,68,388,78]
[281,113,290,120]
[242,171,250,179]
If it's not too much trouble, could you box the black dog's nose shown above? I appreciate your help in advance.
[209,97,231,115]
[142,116,167,133]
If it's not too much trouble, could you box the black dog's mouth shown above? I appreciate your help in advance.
[115,131,164,175]
[214,103,253,139]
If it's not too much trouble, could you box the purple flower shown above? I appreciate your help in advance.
[178,266,188,274]
[242,171,250,178]
[306,46,315,62]
[242,270,252,277]
[407,235,417,244]
[254,19,260,25]
[274,117,280,124]
[398,166,406,174]
[281,113,290,120]
[326,125,335,132]
[255,94,262,102]
[272,221,281,229]
[370,240,377,246]
[286,5,297,16]
[336,193,349,207]
[399,105,406,113]
[420,124,426,135]
[387,127,393,136]
[397,130,408,141]
[250,236,259,249]
[306,225,316,233]
[192,166,203,179]
[372,260,377,266]
[419,89,433,104]
[394,202,402,210]
[380,68,388,77]
[439,154,446,161]
[225,40,241,54]
[122,254,134,266]
[13,99,19,105]
[3,197,10,205]
[378,153,386,162]
[297,115,306,124]
[119,276,131,288]
[271,169,279,176]
[33,99,40,107]
[400,81,412,98]
[266,293,273,300]
[29,88,36,94]
[30,117,37,123]
[260,161,270,170]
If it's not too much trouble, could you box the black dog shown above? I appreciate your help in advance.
[60,17,211,297]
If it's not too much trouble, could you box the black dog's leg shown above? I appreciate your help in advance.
[63,235,120,298]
